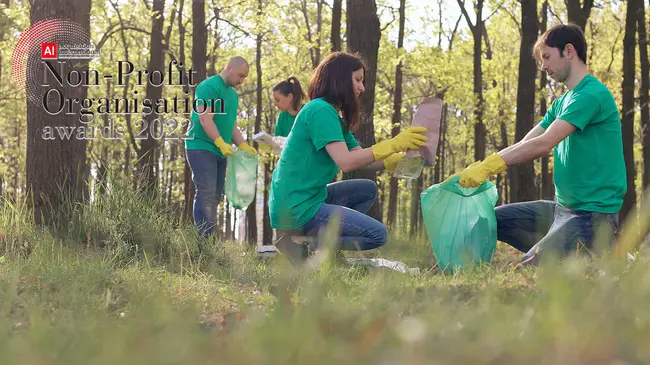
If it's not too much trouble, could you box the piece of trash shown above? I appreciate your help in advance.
[255,245,280,258]
[345,258,420,275]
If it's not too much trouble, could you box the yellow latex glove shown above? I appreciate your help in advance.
[383,153,404,173]
[238,142,258,156]
[214,137,234,156]
[443,160,481,183]
[457,153,507,187]
[371,127,428,161]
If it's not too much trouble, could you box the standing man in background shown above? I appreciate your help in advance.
[185,56,258,238]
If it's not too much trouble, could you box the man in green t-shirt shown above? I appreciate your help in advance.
[185,56,258,238]
[446,23,627,267]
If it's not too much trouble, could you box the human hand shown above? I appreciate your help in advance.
[371,127,428,160]
[238,142,258,156]
[214,137,234,156]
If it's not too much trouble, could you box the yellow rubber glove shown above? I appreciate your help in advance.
[443,160,481,183]
[238,142,258,156]
[457,153,507,187]
[214,137,234,156]
[371,127,428,161]
[383,153,404,173]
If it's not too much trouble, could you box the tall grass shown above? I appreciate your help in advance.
[0,180,649,364]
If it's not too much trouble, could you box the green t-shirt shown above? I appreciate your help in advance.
[185,75,239,157]
[538,74,627,214]
[274,111,297,137]
[269,98,360,229]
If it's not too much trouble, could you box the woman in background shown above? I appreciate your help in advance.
[272,76,307,137]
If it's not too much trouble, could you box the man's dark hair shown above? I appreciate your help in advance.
[533,23,587,64]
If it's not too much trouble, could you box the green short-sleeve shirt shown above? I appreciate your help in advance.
[538,74,627,213]
[269,98,360,229]
[274,111,297,137]
[185,75,239,157]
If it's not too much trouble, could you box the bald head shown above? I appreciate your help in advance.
[221,56,250,88]
[228,56,249,68]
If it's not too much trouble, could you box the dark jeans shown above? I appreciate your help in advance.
[297,179,388,251]
[496,200,619,261]
[186,149,227,238]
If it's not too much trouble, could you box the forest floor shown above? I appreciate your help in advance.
[1,185,649,364]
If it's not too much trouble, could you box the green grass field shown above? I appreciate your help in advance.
[1,183,649,364]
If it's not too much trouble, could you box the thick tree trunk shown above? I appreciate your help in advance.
[539,0,554,201]
[511,0,538,203]
[331,0,342,52]
[387,0,405,228]
[565,0,594,32]
[638,2,650,191]
[26,0,91,226]
[345,0,382,221]
[245,0,264,246]
[137,0,165,196]
[186,0,207,222]
[620,0,638,222]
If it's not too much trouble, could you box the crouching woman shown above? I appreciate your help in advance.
[268,51,427,264]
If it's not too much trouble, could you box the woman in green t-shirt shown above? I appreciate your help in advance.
[272,76,306,137]
[269,51,428,265]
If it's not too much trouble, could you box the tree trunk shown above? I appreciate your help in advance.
[410,174,423,237]
[137,0,165,196]
[511,0,537,203]
[387,0,405,228]
[245,0,264,246]
[331,0,342,52]
[26,0,91,226]
[539,0,554,200]
[186,0,207,222]
[345,0,382,221]
[620,0,638,222]
[565,0,594,32]
[638,1,650,191]
[457,0,486,161]
[97,72,111,196]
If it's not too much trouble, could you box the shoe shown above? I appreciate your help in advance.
[274,235,309,266]
[514,253,540,271]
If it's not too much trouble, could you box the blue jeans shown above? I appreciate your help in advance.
[298,179,388,251]
[496,200,619,262]
[186,149,227,238]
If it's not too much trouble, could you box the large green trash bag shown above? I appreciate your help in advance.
[420,176,499,272]
[225,150,259,210]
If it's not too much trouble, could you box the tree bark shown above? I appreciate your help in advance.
[331,0,342,52]
[137,0,165,196]
[620,0,638,222]
[245,0,264,246]
[26,0,91,226]
[345,0,382,221]
[511,0,538,203]
[565,0,593,32]
[638,1,650,191]
[387,0,405,228]
[539,0,554,200]
[186,0,207,222]
[457,0,486,161]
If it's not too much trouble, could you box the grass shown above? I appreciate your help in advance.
[1,181,649,364]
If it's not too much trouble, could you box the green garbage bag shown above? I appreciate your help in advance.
[420,176,499,272]
[225,150,259,210]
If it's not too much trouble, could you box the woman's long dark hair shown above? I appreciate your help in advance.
[272,76,306,111]
[308,51,366,132]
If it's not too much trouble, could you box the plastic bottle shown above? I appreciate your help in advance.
[392,155,425,179]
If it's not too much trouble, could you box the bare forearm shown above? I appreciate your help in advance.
[199,113,221,141]
[498,137,551,167]
[341,148,377,172]
[231,127,245,146]
[362,160,387,171]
